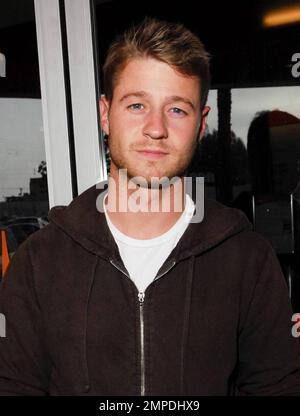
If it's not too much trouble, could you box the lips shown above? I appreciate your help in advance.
[136,149,169,159]
[137,149,168,154]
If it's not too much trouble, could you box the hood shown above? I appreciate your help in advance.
[48,183,252,262]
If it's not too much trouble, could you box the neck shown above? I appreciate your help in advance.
[105,169,186,239]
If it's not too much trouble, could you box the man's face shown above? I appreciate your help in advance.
[100,57,209,184]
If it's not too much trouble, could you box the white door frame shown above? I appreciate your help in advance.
[65,0,107,195]
[34,0,106,207]
[34,0,73,207]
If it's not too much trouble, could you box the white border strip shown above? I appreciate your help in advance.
[34,0,73,207]
[65,0,107,195]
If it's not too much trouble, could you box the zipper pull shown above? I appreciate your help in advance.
[138,292,145,304]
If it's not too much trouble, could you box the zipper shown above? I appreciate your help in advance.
[109,257,176,396]
[109,258,130,278]
[154,259,176,281]
[138,291,145,396]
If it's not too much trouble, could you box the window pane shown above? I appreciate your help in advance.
[92,0,300,310]
[0,0,49,277]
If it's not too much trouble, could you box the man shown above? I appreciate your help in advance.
[0,17,299,396]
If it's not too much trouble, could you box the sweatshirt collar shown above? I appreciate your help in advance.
[48,183,252,261]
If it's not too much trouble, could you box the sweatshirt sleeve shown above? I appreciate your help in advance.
[0,238,50,395]
[237,243,300,395]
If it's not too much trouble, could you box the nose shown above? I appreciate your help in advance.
[143,109,168,140]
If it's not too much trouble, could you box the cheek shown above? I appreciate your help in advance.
[108,117,139,152]
[111,109,143,135]
[169,120,199,148]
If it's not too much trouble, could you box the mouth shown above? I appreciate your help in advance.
[136,149,169,160]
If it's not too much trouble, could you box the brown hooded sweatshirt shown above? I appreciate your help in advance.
[0,184,299,396]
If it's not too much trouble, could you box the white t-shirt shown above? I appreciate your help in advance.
[103,193,195,293]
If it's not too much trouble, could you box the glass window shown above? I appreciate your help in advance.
[93,0,300,310]
[0,0,49,277]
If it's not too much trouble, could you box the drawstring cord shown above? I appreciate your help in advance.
[180,256,195,395]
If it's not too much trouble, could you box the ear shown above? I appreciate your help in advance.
[198,106,210,142]
[99,95,110,135]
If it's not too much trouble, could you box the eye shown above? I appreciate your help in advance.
[128,103,144,111]
[169,107,187,117]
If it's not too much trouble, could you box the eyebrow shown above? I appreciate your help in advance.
[119,91,148,102]
[167,95,196,111]
[119,91,196,111]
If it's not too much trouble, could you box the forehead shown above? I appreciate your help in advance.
[113,57,201,104]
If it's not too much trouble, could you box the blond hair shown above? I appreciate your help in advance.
[103,17,211,109]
